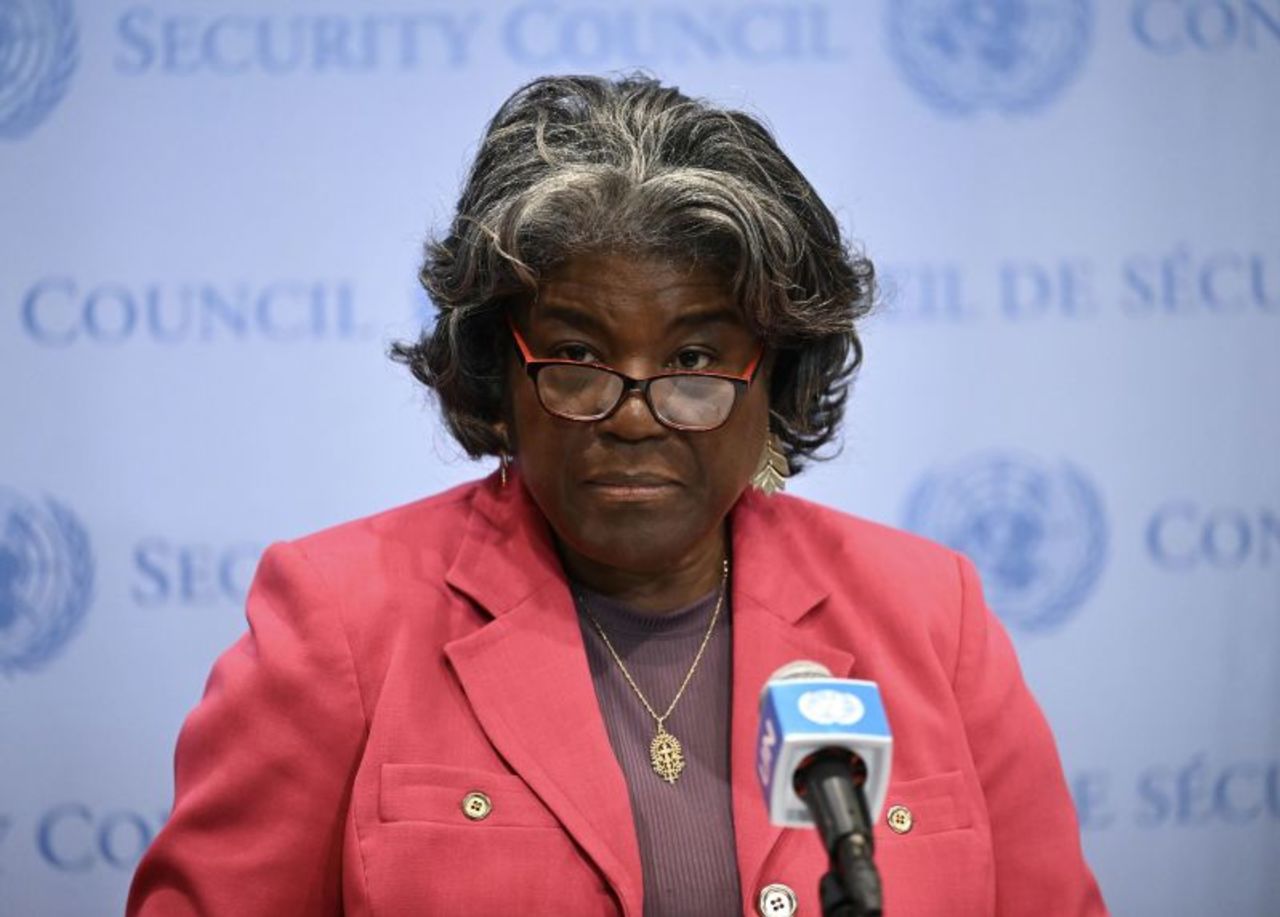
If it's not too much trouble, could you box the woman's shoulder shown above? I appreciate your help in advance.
[745,488,964,584]
[279,477,489,586]
[742,489,975,649]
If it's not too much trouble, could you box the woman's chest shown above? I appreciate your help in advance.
[340,648,993,916]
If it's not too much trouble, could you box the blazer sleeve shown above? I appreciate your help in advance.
[127,541,367,916]
[951,554,1109,916]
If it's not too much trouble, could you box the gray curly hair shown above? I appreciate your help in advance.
[392,73,875,473]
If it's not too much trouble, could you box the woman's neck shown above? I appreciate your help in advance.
[557,526,728,615]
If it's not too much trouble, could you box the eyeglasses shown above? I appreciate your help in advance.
[508,315,764,432]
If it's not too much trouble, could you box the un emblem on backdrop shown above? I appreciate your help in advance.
[904,454,1106,632]
[0,0,77,140]
[887,0,1092,115]
[0,487,93,674]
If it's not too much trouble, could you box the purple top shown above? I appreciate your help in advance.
[575,585,740,917]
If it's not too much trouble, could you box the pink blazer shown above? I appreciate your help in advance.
[129,474,1107,916]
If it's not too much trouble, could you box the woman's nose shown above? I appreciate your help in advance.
[598,386,668,441]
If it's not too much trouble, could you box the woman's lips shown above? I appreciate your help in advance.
[583,475,682,502]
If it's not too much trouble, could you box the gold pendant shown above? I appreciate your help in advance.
[650,726,685,784]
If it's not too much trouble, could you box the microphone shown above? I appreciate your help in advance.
[757,661,892,917]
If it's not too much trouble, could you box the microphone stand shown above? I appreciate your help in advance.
[793,749,883,917]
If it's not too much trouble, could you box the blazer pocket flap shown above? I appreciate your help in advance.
[379,763,559,829]
[880,770,972,839]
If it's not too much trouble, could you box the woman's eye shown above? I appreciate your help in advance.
[552,343,600,363]
[673,349,714,371]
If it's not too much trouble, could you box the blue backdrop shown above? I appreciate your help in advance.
[2,1,1278,914]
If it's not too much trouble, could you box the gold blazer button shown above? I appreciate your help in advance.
[886,804,914,834]
[757,883,798,916]
[461,791,493,821]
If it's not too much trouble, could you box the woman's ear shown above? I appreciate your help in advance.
[493,419,514,453]
[491,419,515,486]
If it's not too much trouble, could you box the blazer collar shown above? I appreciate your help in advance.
[729,486,832,624]
[443,470,565,618]
[443,472,854,913]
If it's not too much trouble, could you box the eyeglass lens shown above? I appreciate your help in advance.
[536,365,735,429]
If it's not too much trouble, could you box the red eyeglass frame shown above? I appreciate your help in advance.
[506,314,765,432]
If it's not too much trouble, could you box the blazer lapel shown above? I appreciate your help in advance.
[443,475,644,917]
[729,490,857,901]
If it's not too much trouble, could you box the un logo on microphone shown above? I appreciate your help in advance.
[904,454,1107,633]
[0,487,93,675]
[887,0,1092,116]
[0,0,78,140]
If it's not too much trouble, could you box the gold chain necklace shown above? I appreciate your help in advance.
[579,558,729,786]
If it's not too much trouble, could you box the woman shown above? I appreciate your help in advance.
[128,75,1107,916]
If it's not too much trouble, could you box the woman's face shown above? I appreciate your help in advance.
[506,251,770,576]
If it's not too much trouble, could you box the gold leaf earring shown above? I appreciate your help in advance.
[499,452,511,488]
[751,433,787,495]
